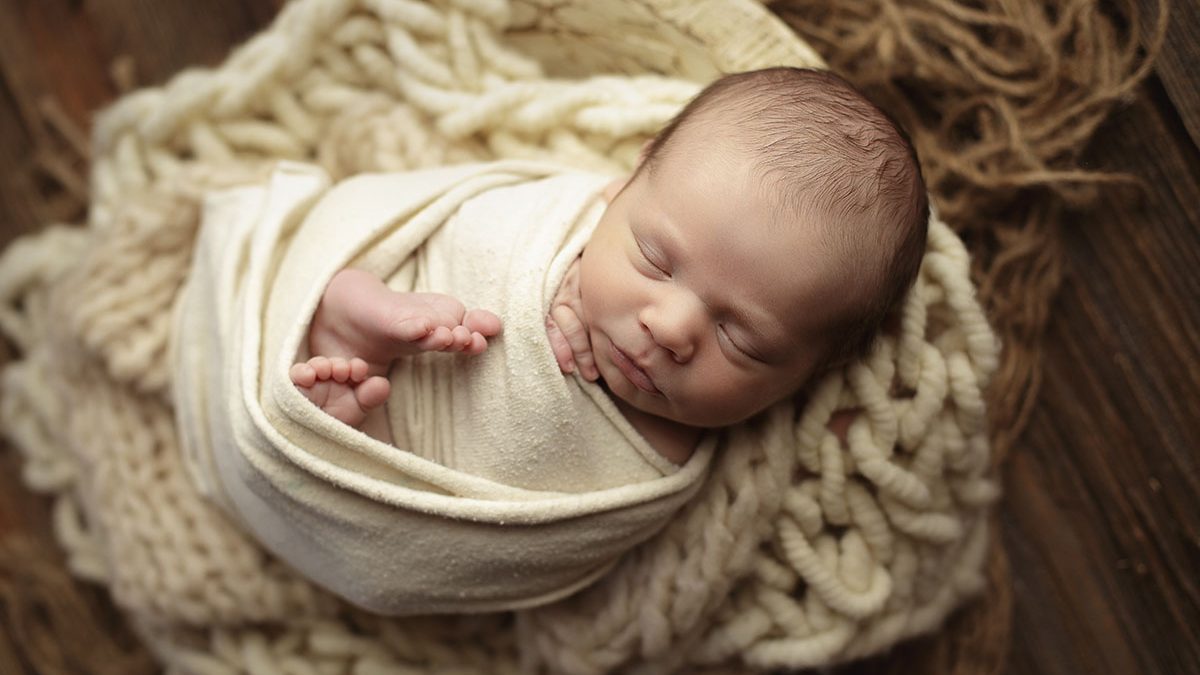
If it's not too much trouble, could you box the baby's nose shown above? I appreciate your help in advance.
[640,296,701,363]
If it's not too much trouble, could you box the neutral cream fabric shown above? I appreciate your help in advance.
[175,161,715,615]
[385,169,688,491]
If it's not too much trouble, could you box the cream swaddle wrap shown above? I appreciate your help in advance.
[172,160,716,616]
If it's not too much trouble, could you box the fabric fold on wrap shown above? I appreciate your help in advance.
[172,160,715,616]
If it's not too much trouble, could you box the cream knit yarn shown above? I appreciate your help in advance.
[0,0,1000,673]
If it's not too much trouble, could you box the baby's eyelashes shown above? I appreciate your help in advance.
[635,240,670,278]
[718,324,766,364]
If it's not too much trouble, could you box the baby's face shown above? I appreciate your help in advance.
[578,132,865,428]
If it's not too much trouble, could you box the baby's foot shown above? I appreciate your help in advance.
[289,356,390,428]
[307,268,502,376]
[294,269,502,429]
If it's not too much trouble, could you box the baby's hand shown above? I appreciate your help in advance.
[546,256,598,381]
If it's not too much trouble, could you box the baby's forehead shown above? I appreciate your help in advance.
[643,181,864,334]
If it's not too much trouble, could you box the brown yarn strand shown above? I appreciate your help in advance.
[770,0,1166,673]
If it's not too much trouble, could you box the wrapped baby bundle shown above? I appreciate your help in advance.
[174,160,715,614]
[0,0,1000,672]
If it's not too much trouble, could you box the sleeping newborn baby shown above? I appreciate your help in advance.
[174,66,932,613]
[289,67,928,468]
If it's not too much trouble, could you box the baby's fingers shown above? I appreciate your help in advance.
[573,347,598,382]
[545,315,577,374]
[550,305,597,381]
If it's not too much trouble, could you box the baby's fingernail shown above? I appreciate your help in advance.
[564,362,575,373]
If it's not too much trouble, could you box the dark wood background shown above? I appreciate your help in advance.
[0,1,1197,674]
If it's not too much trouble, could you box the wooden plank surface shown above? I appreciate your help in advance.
[1138,0,1200,149]
[1,1,1198,674]
[1002,72,1200,675]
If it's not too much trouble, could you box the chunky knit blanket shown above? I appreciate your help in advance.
[0,0,1000,672]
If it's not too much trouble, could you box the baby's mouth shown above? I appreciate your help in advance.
[610,343,661,395]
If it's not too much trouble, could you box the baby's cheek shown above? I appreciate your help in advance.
[681,370,749,421]
[733,372,790,419]
[576,279,598,324]
[577,252,612,315]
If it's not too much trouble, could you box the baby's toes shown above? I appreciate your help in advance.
[290,362,316,387]
[416,325,454,351]
[447,325,473,352]
[420,293,467,322]
[309,356,332,379]
[464,332,489,355]
[463,308,502,337]
[355,376,391,410]
[348,357,370,382]
[328,357,352,383]
[389,315,433,343]
[296,378,333,408]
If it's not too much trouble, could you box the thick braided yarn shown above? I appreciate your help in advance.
[0,0,999,672]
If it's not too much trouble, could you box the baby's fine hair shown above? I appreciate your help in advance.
[641,67,929,370]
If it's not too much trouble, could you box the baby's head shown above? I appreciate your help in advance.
[579,67,928,428]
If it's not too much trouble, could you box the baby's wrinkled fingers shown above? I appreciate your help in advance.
[289,362,316,387]
[329,357,351,382]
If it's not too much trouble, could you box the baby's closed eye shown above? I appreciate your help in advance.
[635,239,670,278]
[718,324,765,363]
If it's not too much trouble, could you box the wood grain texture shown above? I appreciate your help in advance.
[0,1,1197,673]
[1138,0,1200,150]
[1003,71,1200,674]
